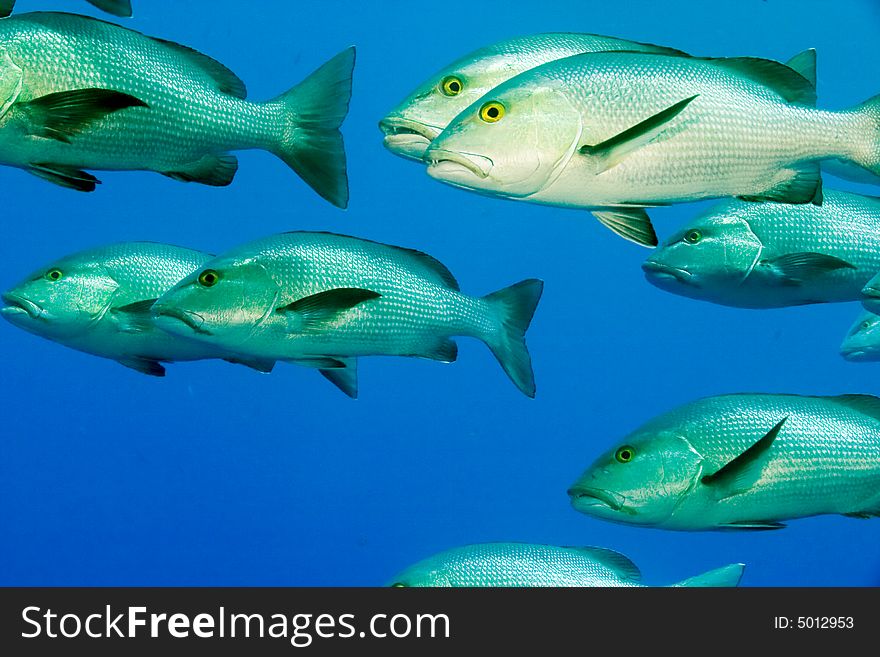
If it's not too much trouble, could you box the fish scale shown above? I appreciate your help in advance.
[570,393,880,530]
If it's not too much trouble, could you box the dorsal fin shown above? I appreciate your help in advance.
[784,49,817,88]
[709,56,816,106]
[824,394,880,422]
[150,37,247,99]
[565,546,641,581]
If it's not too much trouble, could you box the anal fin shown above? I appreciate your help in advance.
[163,153,238,187]
[319,358,358,398]
[718,521,786,531]
[414,337,458,363]
[118,357,165,377]
[740,161,823,205]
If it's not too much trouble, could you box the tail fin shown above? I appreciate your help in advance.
[482,279,544,398]
[672,563,745,587]
[270,47,355,208]
[848,94,880,180]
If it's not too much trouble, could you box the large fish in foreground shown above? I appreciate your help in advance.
[0,12,354,206]
[388,543,744,587]
[0,1,132,18]
[151,232,544,398]
[568,394,880,530]
[380,33,689,161]
[0,242,275,376]
[425,51,880,246]
[841,310,880,362]
[643,190,880,308]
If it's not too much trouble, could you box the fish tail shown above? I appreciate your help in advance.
[671,563,745,587]
[844,93,880,181]
[268,47,355,208]
[481,279,544,398]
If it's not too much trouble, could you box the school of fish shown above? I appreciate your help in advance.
[2,8,879,587]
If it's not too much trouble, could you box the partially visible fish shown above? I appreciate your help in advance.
[151,231,544,398]
[388,542,744,587]
[643,190,880,308]
[0,241,275,376]
[568,393,880,530]
[0,0,132,18]
[380,33,689,161]
[841,310,880,362]
[861,270,880,313]
[0,12,354,206]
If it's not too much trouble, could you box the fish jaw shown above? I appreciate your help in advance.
[567,485,634,516]
[425,147,494,184]
[642,260,695,286]
[1,292,45,323]
[379,116,441,161]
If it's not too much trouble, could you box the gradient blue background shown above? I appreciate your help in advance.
[1,0,878,586]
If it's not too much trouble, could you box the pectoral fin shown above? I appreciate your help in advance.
[113,299,157,333]
[88,0,133,17]
[27,164,100,191]
[760,252,855,285]
[319,358,358,398]
[21,88,148,143]
[701,417,786,497]
[579,95,698,174]
[0,1,14,18]
[591,208,658,247]
[118,357,166,377]
[277,288,381,333]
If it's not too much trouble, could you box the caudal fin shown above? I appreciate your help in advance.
[482,279,544,398]
[847,94,880,182]
[270,47,355,208]
[672,563,745,587]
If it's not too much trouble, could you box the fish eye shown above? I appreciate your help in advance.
[615,445,636,463]
[479,101,505,123]
[862,320,873,330]
[391,582,407,588]
[440,75,463,97]
[198,269,221,288]
[684,229,703,244]
[46,268,63,282]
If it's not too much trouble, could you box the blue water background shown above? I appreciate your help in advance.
[1,0,879,586]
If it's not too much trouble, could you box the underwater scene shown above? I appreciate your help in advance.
[1,0,879,587]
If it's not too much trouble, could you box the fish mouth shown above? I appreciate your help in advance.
[151,305,211,335]
[1,292,43,320]
[567,486,628,513]
[642,260,694,285]
[379,117,440,160]
[425,148,493,180]
[841,347,870,361]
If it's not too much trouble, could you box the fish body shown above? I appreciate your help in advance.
[0,241,243,375]
[568,394,880,531]
[380,32,687,161]
[643,190,880,308]
[0,1,133,18]
[151,231,543,397]
[388,542,744,587]
[0,12,354,206]
[841,311,880,362]
[425,51,880,245]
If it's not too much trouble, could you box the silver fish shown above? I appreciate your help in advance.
[389,542,744,587]
[0,12,354,206]
[841,310,880,362]
[568,393,880,531]
[643,190,880,308]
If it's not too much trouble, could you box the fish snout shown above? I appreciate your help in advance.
[1,291,43,320]
[379,116,440,161]
[425,148,493,180]
[567,485,626,512]
[642,259,694,285]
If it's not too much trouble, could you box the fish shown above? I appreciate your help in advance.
[380,33,689,162]
[0,241,276,376]
[567,393,880,531]
[643,190,880,308]
[841,310,880,362]
[862,270,880,313]
[425,51,880,247]
[151,231,544,398]
[0,12,354,207]
[388,542,744,587]
[0,1,132,18]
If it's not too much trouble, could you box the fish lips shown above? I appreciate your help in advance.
[0,292,44,322]
[425,147,494,181]
[567,486,633,515]
[642,260,695,286]
[151,304,212,336]
[379,117,441,161]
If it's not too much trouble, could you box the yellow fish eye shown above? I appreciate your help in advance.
[479,101,505,123]
[440,75,463,97]
[198,269,221,288]
[684,229,703,244]
[615,445,636,463]
[46,268,63,282]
